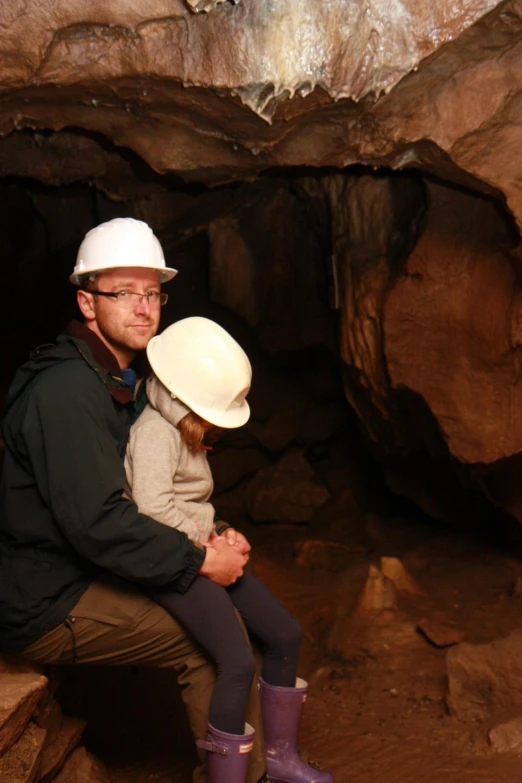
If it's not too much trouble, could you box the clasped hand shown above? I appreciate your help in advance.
[199,528,252,586]
[219,527,251,555]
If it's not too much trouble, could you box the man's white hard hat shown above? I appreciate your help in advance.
[147,317,252,429]
[70,217,177,285]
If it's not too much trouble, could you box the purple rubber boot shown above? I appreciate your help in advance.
[259,678,334,783]
[196,722,255,783]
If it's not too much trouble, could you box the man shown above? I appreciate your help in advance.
[0,217,266,783]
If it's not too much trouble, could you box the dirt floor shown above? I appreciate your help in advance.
[57,515,522,783]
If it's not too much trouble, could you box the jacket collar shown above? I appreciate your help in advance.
[64,320,133,405]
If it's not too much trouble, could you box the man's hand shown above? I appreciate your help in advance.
[221,527,252,556]
[199,536,247,586]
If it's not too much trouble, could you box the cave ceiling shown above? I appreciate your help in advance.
[0,0,521,223]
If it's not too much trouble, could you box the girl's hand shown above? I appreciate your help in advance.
[199,537,247,586]
[222,527,251,556]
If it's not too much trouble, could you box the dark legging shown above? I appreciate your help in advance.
[152,571,302,734]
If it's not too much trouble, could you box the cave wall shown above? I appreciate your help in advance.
[323,172,522,536]
[2,0,522,540]
[2,1,522,230]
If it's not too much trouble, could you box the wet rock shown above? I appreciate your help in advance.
[185,0,235,14]
[489,717,522,754]
[37,715,86,783]
[333,173,522,534]
[327,563,424,664]
[247,450,330,523]
[446,630,522,721]
[0,657,48,755]
[51,747,111,783]
[0,722,46,783]
[1,0,520,238]
[417,616,465,648]
[380,557,426,596]
[33,699,63,752]
[384,180,522,466]
[0,0,496,122]
[354,565,397,616]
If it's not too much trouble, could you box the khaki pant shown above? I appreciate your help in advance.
[23,575,266,783]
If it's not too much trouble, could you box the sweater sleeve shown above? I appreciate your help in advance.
[127,419,213,542]
[23,368,205,593]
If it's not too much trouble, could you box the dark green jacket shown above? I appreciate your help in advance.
[0,321,205,651]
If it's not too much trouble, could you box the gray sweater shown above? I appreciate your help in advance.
[124,375,215,543]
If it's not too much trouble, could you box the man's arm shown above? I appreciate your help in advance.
[220,527,251,555]
[24,370,205,592]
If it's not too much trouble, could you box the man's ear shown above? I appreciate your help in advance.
[77,289,96,321]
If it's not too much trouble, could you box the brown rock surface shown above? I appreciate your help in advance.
[37,716,86,783]
[417,616,466,648]
[0,657,48,756]
[446,630,522,720]
[33,699,63,749]
[384,180,522,465]
[489,717,522,754]
[354,565,398,616]
[0,722,47,783]
[51,747,111,783]
[0,0,497,114]
[324,171,522,533]
[3,0,522,234]
[247,450,330,523]
[380,557,426,596]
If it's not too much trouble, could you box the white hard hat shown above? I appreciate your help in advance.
[147,317,252,428]
[70,217,177,285]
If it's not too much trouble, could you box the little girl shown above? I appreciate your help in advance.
[125,316,333,783]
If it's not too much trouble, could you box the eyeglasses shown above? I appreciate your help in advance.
[89,290,168,306]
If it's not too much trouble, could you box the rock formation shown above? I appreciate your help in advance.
[2,1,522,537]
[0,656,109,783]
[1,0,522,224]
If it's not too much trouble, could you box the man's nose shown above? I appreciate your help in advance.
[135,294,152,316]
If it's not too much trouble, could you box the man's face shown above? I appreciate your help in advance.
[80,267,162,357]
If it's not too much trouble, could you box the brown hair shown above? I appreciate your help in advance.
[178,411,208,453]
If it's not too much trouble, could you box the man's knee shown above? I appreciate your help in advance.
[26,576,212,670]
